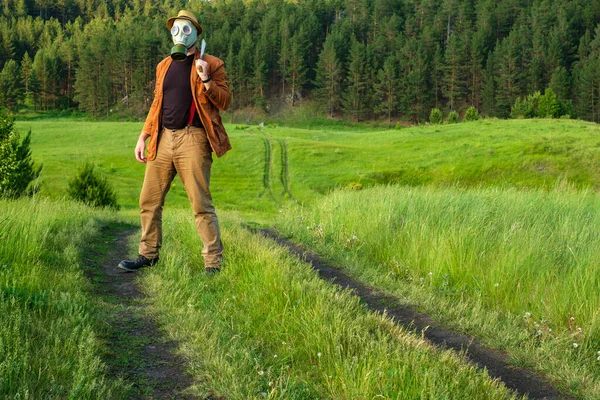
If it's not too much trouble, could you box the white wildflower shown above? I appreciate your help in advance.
[572,343,579,348]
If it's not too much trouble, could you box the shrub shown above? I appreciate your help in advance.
[463,106,480,121]
[0,108,41,199]
[537,88,561,118]
[67,163,119,210]
[447,110,459,124]
[560,99,575,119]
[511,92,540,119]
[429,108,443,124]
[394,122,402,130]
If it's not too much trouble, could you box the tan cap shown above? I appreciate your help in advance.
[166,10,203,35]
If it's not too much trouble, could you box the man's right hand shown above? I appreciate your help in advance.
[135,133,150,163]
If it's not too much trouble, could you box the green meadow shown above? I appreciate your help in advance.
[4,117,600,398]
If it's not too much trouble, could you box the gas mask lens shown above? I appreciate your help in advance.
[182,25,192,35]
[170,25,179,36]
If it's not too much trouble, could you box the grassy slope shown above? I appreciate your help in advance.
[276,186,600,398]
[17,118,600,219]
[0,198,520,399]
[0,199,126,398]
[139,211,520,399]
[270,119,600,199]
[14,117,600,397]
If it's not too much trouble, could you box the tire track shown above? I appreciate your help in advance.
[255,227,577,400]
[254,129,276,201]
[278,138,296,201]
[87,224,206,399]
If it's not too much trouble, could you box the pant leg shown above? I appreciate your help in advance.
[139,128,176,259]
[173,126,224,267]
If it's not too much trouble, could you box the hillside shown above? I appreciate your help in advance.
[18,117,600,218]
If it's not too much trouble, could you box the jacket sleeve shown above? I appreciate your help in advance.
[203,59,231,111]
[141,64,162,135]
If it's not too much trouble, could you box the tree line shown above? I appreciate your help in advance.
[1,0,600,123]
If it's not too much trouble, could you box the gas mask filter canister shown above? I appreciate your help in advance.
[170,19,198,62]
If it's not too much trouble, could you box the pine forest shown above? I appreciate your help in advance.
[1,0,600,123]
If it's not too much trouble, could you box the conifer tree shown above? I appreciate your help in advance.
[373,55,398,123]
[314,35,342,118]
[0,108,41,199]
[343,38,368,122]
[431,44,444,109]
[252,33,269,109]
[549,66,571,102]
[400,37,428,123]
[443,32,468,111]
[0,59,24,110]
[494,32,523,118]
[286,29,308,106]
[481,50,496,116]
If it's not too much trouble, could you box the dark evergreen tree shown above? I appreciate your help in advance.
[373,55,398,123]
[494,32,523,118]
[400,37,428,123]
[443,32,468,110]
[0,108,41,199]
[549,66,571,102]
[285,29,308,106]
[0,59,24,110]
[342,38,368,122]
[481,50,496,116]
[314,34,342,117]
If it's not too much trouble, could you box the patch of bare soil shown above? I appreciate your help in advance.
[258,228,576,400]
[88,225,205,399]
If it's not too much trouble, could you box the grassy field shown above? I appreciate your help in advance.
[6,117,600,398]
[0,199,125,398]
[138,211,521,398]
[276,185,600,398]
[17,118,600,218]
[0,198,522,399]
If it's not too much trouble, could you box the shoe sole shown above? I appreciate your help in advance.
[117,263,140,272]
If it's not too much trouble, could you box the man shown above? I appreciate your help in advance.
[119,10,231,274]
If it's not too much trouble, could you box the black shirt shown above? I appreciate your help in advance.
[162,54,202,129]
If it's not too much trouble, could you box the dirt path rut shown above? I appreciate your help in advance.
[258,228,576,400]
[90,225,198,399]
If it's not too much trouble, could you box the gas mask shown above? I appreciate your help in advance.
[170,19,198,62]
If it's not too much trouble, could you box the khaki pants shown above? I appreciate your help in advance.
[138,126,223,267]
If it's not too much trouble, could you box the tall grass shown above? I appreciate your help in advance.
[137,211,521,399]
[277,185,600,398]
[0,198,124,398]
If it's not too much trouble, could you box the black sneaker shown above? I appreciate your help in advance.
[118,255,159,272]
[204,266,220,275]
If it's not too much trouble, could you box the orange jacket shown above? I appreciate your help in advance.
[142,48,232,160]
